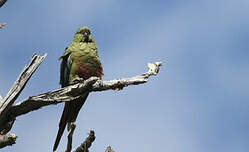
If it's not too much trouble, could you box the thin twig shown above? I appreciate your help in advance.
[0,0,8,8]
[105,146,114,152]
[92,62,162,91]
[0,23,6,29]
[0,95,3,104]
[73,130,95,152]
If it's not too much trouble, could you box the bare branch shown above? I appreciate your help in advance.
[0,134,17,148]
[0,95,3,104]
[0,23,6,29]
[9,62,162,120]
[73,130,95,152]
[0,52,161,149]
[10,77,99,118]
[92,62,162,91]
[0,54,47,132]
[0,0,7,8]
[0,49,162,152]
[105,146,114,152]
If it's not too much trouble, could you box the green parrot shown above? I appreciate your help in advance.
[53,26,104,151]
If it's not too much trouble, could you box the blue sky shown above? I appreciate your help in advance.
[1,0,249,152]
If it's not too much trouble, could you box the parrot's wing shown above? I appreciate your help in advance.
[59,47,71,60]
[53,49,72,151]
[59,48,72,87]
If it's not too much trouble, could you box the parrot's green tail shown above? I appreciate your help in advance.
[53,120,66,151]
[53,102,69,151]
[53,93,89,151]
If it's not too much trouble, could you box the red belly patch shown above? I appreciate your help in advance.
[75,62,104,80]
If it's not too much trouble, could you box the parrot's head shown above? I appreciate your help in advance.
[74,26,94,43]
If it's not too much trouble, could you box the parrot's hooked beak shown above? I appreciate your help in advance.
[84,32,89,42]
[84,31,88,37]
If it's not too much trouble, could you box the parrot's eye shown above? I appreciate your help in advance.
[86,30,90,35]
[76,29,90,36]
[84,30,90,37]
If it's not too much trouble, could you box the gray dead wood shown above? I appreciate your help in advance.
[0,23,6,29]
[105,146,114,152]
[10,77,98,118]
[0,52,161,150]
[0,134,17,148]
[0,54,47,132]
[0,0,7,8]
[72,130,95,152]
[0,95,3,104]
[9,62,162,120]
[92,62,162,91]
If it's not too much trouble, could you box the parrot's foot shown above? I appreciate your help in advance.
[70,78,84,85]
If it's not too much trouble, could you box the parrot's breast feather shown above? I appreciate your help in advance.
[75,61,103,80]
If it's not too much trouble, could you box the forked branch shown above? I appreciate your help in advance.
[9,61,162,120]
[0,53,162,149]
[0,54,47,131]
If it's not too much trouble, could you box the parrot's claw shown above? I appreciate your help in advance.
[70,78,84,85]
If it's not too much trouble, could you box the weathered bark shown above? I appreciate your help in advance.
[0,54,47,132]
[0,23,6,29]
[0,0,7,8]
[105,146,114,152]
[0,53,162,149]
[9,62,162,120]
[9,77,98,118]
[0,134,17,148]
[72,130,95,152]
